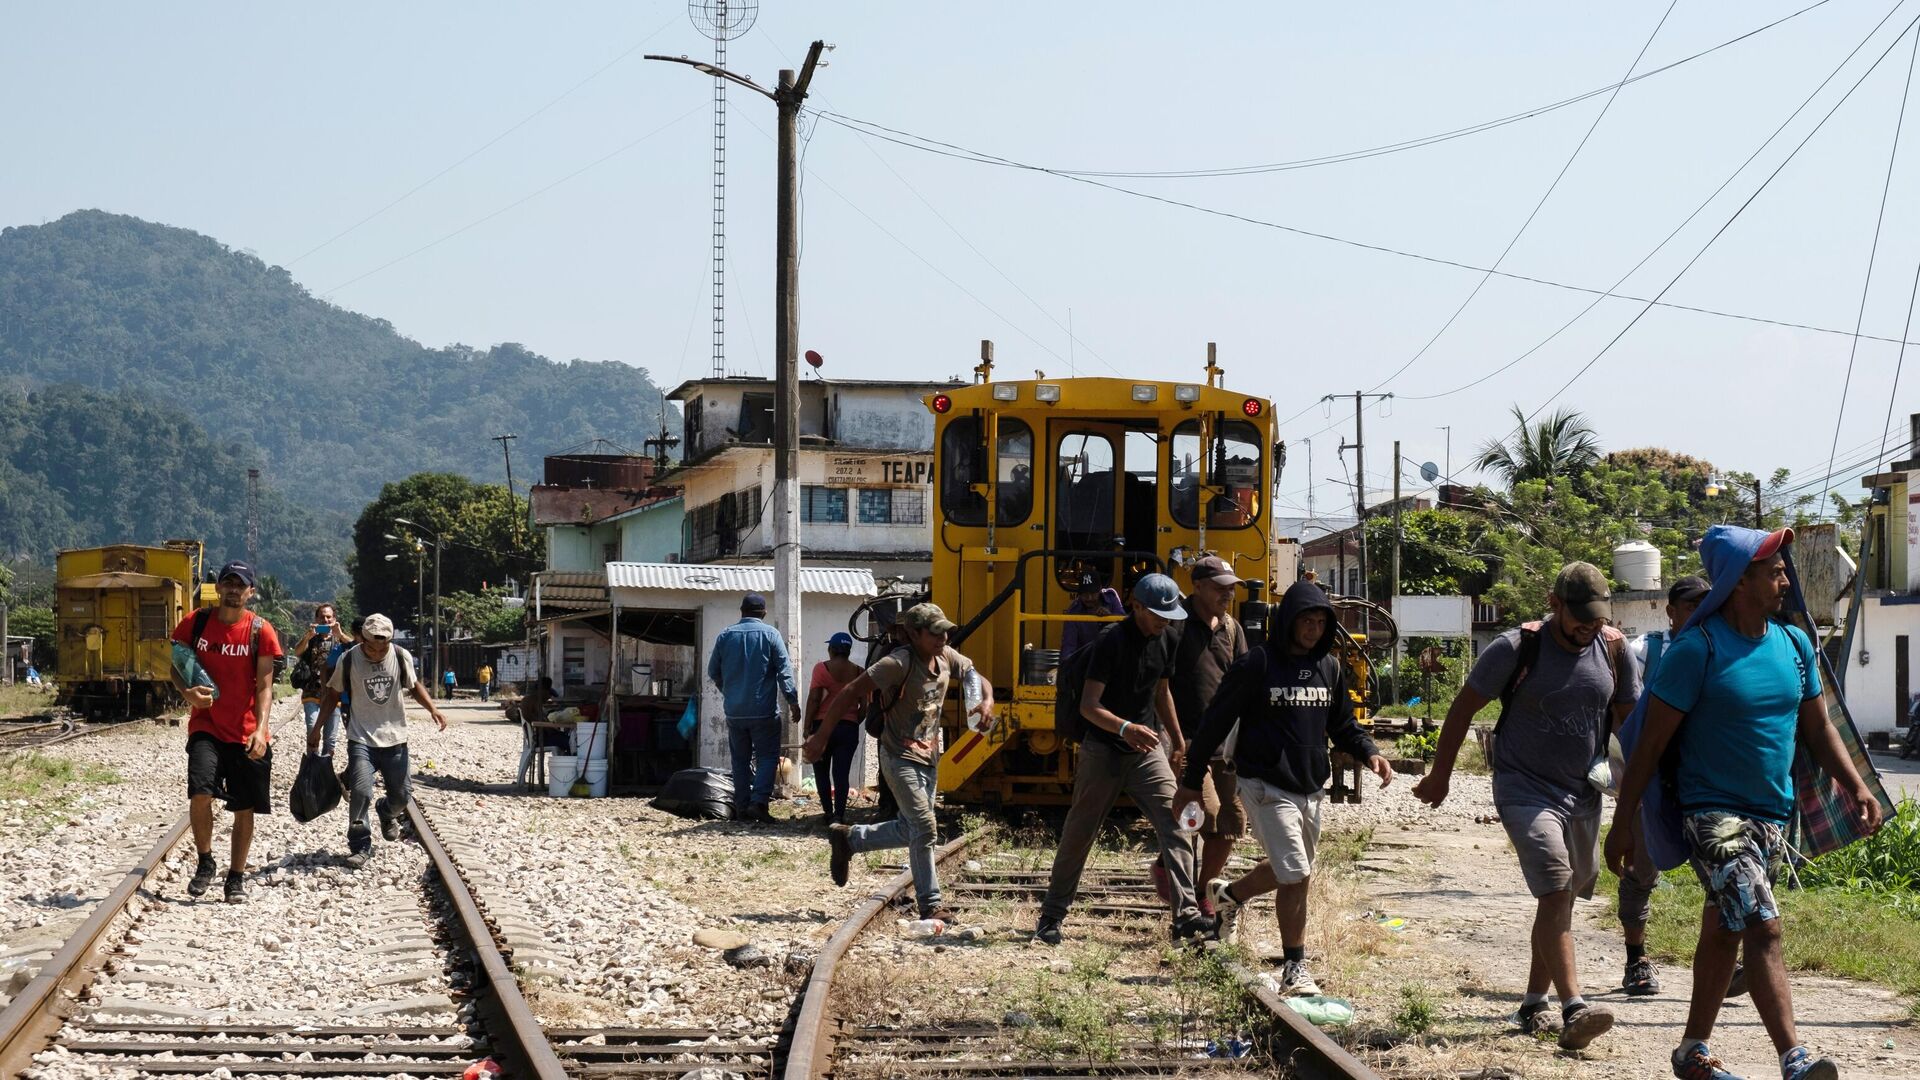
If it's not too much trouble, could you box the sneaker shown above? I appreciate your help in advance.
[1725,963,1748,1000]
[223,871,245,904]
[1207,878,1241,940]
[1672,1042,1743,1080]
[1513,1000,1559,1035]
[1278,959,1322,996]
[827,823,851,888]
[1780,1047,1837,1080]
[1171,913,1219,945]
[186,853,217,897]
[1033,917,1063,946]
[343,849,372,870]
[1624,956,1661,996]
[748,803,774,823]
[376,798,399,842]
[919,905,959,924]
[1557,1002,1614,1051]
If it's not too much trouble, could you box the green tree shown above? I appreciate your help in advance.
[351,473,543,628]
[1363,508,1490,599]
[9,605,54,667]
[1469,405,1602,488]
[441,587,526,644]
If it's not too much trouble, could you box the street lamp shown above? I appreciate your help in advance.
[382,549,427,656]
[1704,477,1763,528]
[393,519,443,687]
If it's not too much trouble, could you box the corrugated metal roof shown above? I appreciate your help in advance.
[606,562,877,597]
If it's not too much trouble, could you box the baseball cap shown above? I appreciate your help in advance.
[1132,573,1189,621]
[1668,575,1710,605]
[901,602,957,635]
[1075,572,1099,594]
[1552,562,1612,623]
[1752,527,1794,562]
[1190,555,1243,586]
[741,592,768,613]
[826,631,855,649]
[216,561,257,587]
[362,613,395,641]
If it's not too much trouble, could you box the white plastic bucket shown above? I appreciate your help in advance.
[582,759,609,798]
[572,722,610,760]
[548,754,580,798]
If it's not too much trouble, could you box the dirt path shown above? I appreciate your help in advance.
[1356,816,1918,1078]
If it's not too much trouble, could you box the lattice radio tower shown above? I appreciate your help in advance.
[689,0,759,378]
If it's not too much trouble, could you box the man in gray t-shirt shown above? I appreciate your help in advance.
[310,613,446,867]
[1412,562,1637,1052]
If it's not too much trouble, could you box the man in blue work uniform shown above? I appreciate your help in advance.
[707,592,800,822]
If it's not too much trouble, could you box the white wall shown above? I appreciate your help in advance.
[1842,596,1920,733]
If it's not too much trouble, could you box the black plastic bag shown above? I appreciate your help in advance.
[290,752,343,823]
[651,767,734,820]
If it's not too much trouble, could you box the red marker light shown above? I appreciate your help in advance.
[1242,398,1263,417]
[932,393,953,413]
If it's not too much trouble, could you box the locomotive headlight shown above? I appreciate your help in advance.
[992,383,1020,401]
[1131,384,1159,402]
[1174,384,1201,403]
[1034,383,1062,403]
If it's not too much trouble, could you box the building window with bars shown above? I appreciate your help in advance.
[857,488,892,525]
[889,488,926,525]
[803,486,848,524]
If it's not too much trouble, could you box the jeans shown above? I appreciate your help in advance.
[303,699,338,758]
[346,740,411,854]
[811,721,860,818]
[479,680,491,702]
[1043,737,1198,922]
[727,714,781,810]
[847,750,941,914]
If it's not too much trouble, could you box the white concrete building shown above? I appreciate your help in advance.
[667,376,962,582]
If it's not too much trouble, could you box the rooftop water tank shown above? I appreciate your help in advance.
[1613,540,1661,593]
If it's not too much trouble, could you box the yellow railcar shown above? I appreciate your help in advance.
[925,351,1290,806]
[54,541,210,716]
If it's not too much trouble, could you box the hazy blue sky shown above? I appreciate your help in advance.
[8,1,1920,521]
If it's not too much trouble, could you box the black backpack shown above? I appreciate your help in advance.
[1055,624,1122,746]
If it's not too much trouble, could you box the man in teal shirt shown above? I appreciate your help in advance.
[1609,527,1880,1080]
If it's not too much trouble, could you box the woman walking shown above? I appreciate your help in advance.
[807,632,866,824]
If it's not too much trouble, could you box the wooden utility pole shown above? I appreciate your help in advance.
[1391,439,1403,706]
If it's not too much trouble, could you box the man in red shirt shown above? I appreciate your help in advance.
[168,561,283,903]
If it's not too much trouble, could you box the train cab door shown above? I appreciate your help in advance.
[1046,420,1165,621]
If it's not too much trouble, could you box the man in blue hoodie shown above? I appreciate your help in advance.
[1608,527,1880,1080]
[1177,579,1390,996]
[707,593,801,822]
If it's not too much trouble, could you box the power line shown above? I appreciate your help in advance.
[1823,21,1920,511]
[288,14,681,267]
[1398,0,1915,404]
[816,109,1920,351]
[1366,0,1678,393]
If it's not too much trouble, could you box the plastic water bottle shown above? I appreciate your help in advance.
[1178,800,1204,833]
[905,918,946,938]
[963,669,991,733]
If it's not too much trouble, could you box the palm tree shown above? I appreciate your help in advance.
[1470,405,1602,488]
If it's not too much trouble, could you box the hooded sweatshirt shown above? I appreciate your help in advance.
[1181,580,1378,795]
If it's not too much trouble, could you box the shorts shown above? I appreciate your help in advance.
[1240,774,1321,884]
[1499,804,1599,899]
[1199,759,1247,839]
[186,731,273,814]
[1683,810,1786,932]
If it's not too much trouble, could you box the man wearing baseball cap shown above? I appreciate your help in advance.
[708,593,802,822]
[314,613,445,868]
[1037,572,1212,945]
[1609,527,1880,1080]
[168,560,283,904]
[1415,561,1640,1051]
[1165,556,1251,915]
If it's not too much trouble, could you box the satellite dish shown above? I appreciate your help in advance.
[805,349,824,369]
[1420,461,1440,483]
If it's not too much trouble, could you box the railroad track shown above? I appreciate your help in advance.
[783,838,1383,1080]
[0,714,143,755]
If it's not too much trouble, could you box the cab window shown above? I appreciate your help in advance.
[940,417,1034,526]
[1170,419,1262,529]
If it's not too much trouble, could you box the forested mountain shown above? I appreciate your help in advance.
[0,211,670,514]
[0,385,351,597]
[0,210,673,598]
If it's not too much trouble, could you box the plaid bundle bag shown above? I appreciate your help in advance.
[1783,554,1893,859]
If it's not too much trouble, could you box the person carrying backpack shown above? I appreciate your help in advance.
[311,613,446,869]
[167,561,284,905]
[1413,561,1639,1052]
[806,603,991,923]
[1607,527,1880,1080]
[292,603,348,758]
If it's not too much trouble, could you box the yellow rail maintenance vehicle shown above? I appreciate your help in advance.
[54,540,213,717]
[925,343,1298,807]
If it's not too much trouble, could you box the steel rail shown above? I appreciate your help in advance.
[783,832,976,1080]
[406,797,571,1080]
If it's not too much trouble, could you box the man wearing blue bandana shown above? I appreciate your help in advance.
[1608,526,1881,1080]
